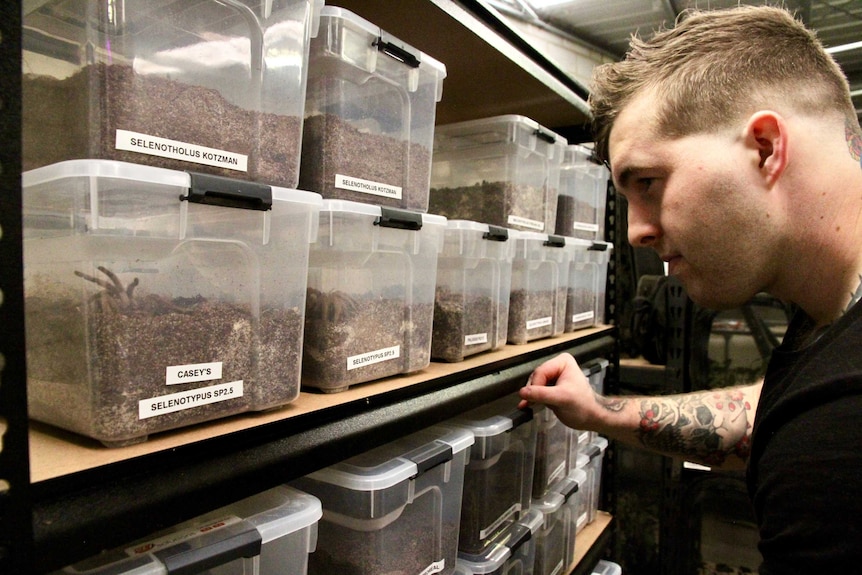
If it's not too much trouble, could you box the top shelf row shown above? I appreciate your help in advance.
[23,0,592,195]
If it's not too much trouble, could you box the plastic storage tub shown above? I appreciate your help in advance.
[581,358,610,445]
[446,394,537,554]
[554,145,609,241]
[430,115,567,233]
[432,221,515,362]
[457,508,541,575]
[23,160,322,446]
[302,199,446,392]
[566,240,613,331]
[507,231,572,344]
[592,560,623,575]
[300,6,447,211]
[530,491,567,575]
[53,485,322,575]
[551,467,588,570]
[532,404,574,500]
[573,453,591,534]
[292,426,474,575]
[23,0,322,188]
[584,436,609,524]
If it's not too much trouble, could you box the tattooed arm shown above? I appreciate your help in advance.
[518,353,761,469]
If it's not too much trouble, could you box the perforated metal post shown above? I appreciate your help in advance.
[0,3,33,573]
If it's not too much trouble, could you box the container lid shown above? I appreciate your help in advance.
[516,508,544,535]
[455,560,476,575]
[306,426,473,491]
[436,114,565,146]
[592,560,623,575]
[319,198,446,227]
[457,542,511,573]
[584,436,609,461]
[575,453,590,469]
[23,160,324,209]
[530,491,565,514]
[57,485,321,574]
[318,6,447,77]
[581,358,610,376]
[452,406,532,438]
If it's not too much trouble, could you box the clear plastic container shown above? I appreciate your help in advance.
[573,453,591,534]
[302,199,446,392]
[446,394,537,554]
[430,115,567,233]
[584,436,609,524]
[54,485,322,575]
[300,6,446,211]
[530,492,567,575]
[23,0,323,188]
[23,160,322,446]
[554,145,609,241]
[566,240,613,331]
[507,231,572,344]
[292,426,474,575]
[580,358,610,445]
[432,221,515,362]
[532,404,574,500]
[592,560,623,575]
[550,468,588,570]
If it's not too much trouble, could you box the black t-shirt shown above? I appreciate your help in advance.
[747,300,862,573]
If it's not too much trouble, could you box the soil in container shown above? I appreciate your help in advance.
[429,181,551,232]
[431,287,496,362]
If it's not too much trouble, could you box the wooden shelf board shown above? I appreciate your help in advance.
[30,327,611,483]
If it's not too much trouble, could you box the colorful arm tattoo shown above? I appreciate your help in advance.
[595,390,753,466]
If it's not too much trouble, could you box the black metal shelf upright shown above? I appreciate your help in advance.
[0,2,32,574]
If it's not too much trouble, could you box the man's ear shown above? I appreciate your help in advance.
[745,111,788,185]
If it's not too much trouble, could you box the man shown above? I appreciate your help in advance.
[518,6,862,573]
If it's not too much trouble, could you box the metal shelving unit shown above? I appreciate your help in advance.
[2,1,617,572]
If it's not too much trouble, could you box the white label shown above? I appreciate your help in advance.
[507,214,545,231]
[115,129,248,172]
[571,311,595,323]
[138,381,243,419]
[347,345,400,370]
[165,362,223,385]
[572,221,599,233]
[419,559,445,575]
[479,503,521,540]
[464,333,488,346]
[335,174,402,200]
[526,316,553,330]
[127,515,241,556]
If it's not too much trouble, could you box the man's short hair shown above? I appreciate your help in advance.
[589,5,856,164]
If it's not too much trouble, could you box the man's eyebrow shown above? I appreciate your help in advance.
[615,165,642,190]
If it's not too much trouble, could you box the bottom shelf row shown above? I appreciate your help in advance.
[52,392,612,575]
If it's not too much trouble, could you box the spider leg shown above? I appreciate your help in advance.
[97,266,125,296]
[74,270,116,292]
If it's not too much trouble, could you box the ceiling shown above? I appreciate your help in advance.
[491,0,862,119]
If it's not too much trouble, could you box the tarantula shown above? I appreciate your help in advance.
[306,288,359,323]
[75,266,195,315]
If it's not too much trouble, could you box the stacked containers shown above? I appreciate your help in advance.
[532,404,574,501]
[550,467,588,570]
[530,491,567,575]
[447,394,537,554]
[300,6,447,211]
[554,145,609,241]
[584,437,609,524]
[302,200,446,392]
[53,485,322,575]
[429,115,567,233]
[564,238,613,332]
[507,231,572,344]
[457,508,542,575]
[23,0,323,188]
[433,221,515,362]
[22,160,321,446]
[292,426,474,575]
